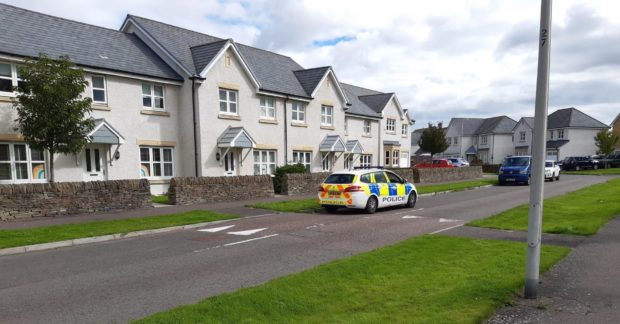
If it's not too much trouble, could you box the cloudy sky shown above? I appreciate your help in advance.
[6,0,619,128]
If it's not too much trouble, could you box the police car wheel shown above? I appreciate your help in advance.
[365,196,378,214]
[405,192,417,208]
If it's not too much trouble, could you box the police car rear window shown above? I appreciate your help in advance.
[324,174,355,184]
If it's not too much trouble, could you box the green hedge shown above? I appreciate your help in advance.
[273,164,307,194]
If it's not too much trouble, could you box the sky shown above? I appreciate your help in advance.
[6,0,619,129]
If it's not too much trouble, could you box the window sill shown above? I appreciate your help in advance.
[386,131,396,135]
[141,109,170,117]
[147,179,172,184]
[0,95,16,103]
[291,122,308,128]
[259,118,278,125]
[362,134,372,138]
[320,125,335,130]
[92,104,110,111]
[401,135,408,138]
[218,114,241,121]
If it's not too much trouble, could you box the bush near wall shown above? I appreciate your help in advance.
[168,175,274,205]
[273,164,307,194]
[0,179,152,221]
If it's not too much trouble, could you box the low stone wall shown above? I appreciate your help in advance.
[0,179,152,221]
[168,175,274,205]
[417,166,483,183]
[281,172,330,195]
[386,168,420,183]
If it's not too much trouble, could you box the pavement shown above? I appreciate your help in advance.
[0,174,617,323]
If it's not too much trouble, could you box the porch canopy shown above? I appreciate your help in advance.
[319,135,346,152]
[87,119,125,144]
[217,126,256,149]
[465,145,477,155]
[345,140,364,154]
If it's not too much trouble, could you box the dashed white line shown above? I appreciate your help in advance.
[439,218,461,223]
[198,225,235,233]
[227,228,267,236]
[223,234,279,247]
[402,215,424,219]
[430,224,464,235]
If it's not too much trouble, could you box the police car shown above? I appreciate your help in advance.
[318,168,418,214]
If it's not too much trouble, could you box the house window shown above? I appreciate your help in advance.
[260,96,275,119]
[359,154,372,167]
[363,120,371,136]
[321,105,333,126]
[253,150,276,175]
[321,152,331,171]
[140,147,174,178]
[0,62,24,94]
[344,118,348,134]
[0,143,47,183]
[454,137,458,145]
[386,119,396,133]
[519,131,526,142]
[142,84,165,110]
[393,150,399,167]
[219,88,238,114]
[291,102,306,122]
[385,150,391,165]
[402,124,408,136]
[344,155,353,170]
[549,130,554,140]
[292,151,311,170]
[481,135,488,145]
[91,75,106,103]
[558,129,564,139]
[447,137,452,145]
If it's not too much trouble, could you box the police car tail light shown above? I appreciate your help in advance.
[344,185,363,192]
[318,186,326,192]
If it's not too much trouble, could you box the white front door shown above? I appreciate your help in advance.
[223,151,237,176]
[83,145,106,181]
[400,152,409,168]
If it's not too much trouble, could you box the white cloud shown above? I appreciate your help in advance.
[5,0,619,127]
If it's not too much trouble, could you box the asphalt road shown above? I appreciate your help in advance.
[0,175,612,323]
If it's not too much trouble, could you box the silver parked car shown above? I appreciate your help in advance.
[448,158,470,167]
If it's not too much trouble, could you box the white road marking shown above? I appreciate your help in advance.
[402,215,424,219]
[244,213,277,219]
[395,208,424,215]
[223,234,279,247]
[227,228,267,236]
[439,218,461,223]
[305,224,325,229]
[430,224,464,235]
[198,225,235,233]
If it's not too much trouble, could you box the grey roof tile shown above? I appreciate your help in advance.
[0,4,181,80]
[475,116,517,134]
[320,135,346,152]
[294,67,330,96]
[345,140,364,154]
[546,139,570,149]
[359,93,394,114]
[190,39,229,73]
[547,107,609,129]
[447,118,485,136]
[340,83,383,118]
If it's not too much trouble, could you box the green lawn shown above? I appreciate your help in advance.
[468,178,620,236]
[151,195,171,204]
[248,178,496,213]
[135,235,569,323]
[0,210,237,249]
[562,168,620,175]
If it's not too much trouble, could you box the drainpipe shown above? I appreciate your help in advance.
[283,96,289,164]
[378,119,382,166]
[189,75,204,177]
[491,134,495,164]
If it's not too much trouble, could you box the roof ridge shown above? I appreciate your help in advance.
[1,3,125,34]
[358,92,392,98]
[340,82,384,94]
[189,38,231,50]
[293,66,331,72]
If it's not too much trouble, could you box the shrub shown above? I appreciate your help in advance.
[273,164,307,194]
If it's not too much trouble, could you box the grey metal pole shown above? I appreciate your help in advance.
[525,0,552,299]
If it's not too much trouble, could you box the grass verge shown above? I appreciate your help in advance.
[0,210,237,249]
[151,195,170,204]
[135,235,569,323]
[468,178,620,235]
[248,178,497,213]
[562,168,620,175]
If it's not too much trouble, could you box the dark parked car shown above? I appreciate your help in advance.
[607,153,620,168]
[560,156,601,171]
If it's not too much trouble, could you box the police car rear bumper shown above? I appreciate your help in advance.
[318,192,368,209]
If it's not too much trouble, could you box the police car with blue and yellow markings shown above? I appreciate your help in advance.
[318,168,417,214]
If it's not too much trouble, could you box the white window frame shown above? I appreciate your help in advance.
[292,151,311,170]
[0,143,47,184]
[385,150,391,166]
[219,88,238,115]
[359,154,372,167]
[519,131,526,142]
[321,152,331,171]
[0,62,21,96]
[454,136,458,145]
[402,124,408,136]
[386,119,396,133]
[363,120,371,136]
[321,105,333,126]
[392,150,399,167]
[549,130,554,140]
[253,150,276,175]
[260,96,276,119]
[91,75,107,104]
[142,83,165,110]
[558,129,564,139]
[447,137,452,145]
[481,135,488,145]
[291,102,306,123]
[139,147,174,179]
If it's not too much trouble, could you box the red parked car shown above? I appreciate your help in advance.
[415,159,456,168]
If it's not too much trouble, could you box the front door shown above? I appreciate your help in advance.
[224,151,237,176]
[400,152,409,168]
[83,145,106,181]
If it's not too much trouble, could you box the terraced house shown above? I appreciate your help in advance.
[0,4,412,194]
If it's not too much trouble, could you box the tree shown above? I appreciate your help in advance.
[418,122,449,167]
[13,54,94,182]
[594,129,619,167]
